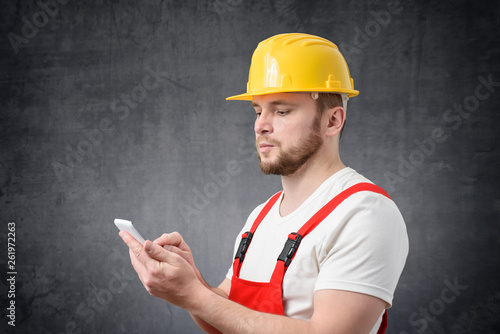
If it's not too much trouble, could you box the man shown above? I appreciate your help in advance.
[119,33,408,334]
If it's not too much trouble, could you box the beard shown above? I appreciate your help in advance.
[256,114,323,176]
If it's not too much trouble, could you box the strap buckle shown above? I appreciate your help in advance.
[235,231,253,261]
[278,233,302,267]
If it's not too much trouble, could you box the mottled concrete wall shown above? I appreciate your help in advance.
[1,0,499,333]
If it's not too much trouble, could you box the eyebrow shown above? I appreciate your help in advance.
[251,100,299,108]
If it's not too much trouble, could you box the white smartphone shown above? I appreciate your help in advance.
[114,218,146,244]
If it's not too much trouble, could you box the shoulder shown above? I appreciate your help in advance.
[321,168,399,217]
[329,181,406,244]
[316,168,408,257]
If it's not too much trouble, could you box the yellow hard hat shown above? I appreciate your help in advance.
[226,33,359,101]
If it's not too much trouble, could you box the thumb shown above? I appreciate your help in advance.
[145,240,179,265]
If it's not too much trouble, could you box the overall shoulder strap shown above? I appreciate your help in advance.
[297,182,391,237]
[232,191,282,276]
[250,191,283,233]
[271,182,391,283]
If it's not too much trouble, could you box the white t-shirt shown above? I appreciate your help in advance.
[226,167,409,333]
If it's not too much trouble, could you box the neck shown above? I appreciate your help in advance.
[279,151,345,217]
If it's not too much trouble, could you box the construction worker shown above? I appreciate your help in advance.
[120,33,408,333]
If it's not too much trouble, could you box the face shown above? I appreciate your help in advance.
[252,93,323,176]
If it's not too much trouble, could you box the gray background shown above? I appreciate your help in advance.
[1,0,499,333]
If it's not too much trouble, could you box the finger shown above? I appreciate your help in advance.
[128,248,159,294]
[153,232,182,246]
[157,245,193,266]
[120,231,148,272]
[161,245,183,256]
[145,240,186,267]
[119,230,145,250]
[118,232,148,287]
[119,231,146,257]
[120,231,159,268]
[153,232,189,250]
[129,248,145,271]
[129,248,147,280]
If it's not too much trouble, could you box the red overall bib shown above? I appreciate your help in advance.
[228,183,391,333]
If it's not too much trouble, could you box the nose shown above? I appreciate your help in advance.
[254,109,273,135]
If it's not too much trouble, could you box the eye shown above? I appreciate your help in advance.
[276,110,289,116]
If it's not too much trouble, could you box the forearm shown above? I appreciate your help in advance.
[189,270,227,333]
[189,287,312,334]
[190,284,227,334]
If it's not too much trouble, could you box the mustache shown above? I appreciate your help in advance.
[256,137,281,147]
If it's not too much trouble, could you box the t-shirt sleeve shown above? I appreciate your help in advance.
[314,192,409,307]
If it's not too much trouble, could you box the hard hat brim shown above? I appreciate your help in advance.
[226,88,360,101]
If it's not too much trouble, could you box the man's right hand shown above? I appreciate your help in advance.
[151,232,230,334]
[152,232,206,285]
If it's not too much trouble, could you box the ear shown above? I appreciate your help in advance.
[325,106,346,138]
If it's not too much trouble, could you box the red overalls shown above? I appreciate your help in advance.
[228,183,391,333]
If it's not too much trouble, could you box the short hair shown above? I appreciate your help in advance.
[314,93,346,139]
